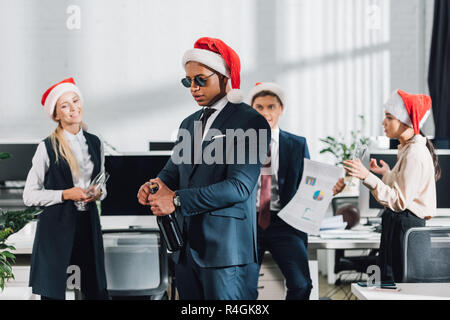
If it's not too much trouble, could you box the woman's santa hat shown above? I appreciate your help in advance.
[247,82,286,106]
[383,89,432,135]
[182,37,243,103]
[41,77,83,121]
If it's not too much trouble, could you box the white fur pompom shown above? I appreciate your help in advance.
[227,89,244,104]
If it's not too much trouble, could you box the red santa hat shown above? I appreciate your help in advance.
[247,82,286,107]
[41,77,83,121]
[181,37,243,103]
[383,89,432,135]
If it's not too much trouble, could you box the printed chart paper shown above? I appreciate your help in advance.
[278,159,344,234]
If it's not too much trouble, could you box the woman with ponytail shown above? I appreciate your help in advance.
[344,89,439,283]
[23,78,108,300]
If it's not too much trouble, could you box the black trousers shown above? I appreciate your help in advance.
[378,208,425,283]
[42,211,108,300]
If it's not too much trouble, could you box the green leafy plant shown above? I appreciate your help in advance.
[0,153,11,160]
[319,115,371,166]
[0,152,40,290]
[0,207,41,291]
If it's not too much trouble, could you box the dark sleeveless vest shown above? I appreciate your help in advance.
[29,131,107,299]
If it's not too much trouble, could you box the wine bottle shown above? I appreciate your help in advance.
[149,183,184,252]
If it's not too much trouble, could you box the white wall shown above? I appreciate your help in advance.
[390,0,435,135]
[0,0,435,161]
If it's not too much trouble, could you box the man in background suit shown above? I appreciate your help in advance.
[137,38,270,300]
[247,82,345,300]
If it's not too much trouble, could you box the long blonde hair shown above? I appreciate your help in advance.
[50,122,80,177]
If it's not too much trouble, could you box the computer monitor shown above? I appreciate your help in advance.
[0,143,38,182]
[101,154,170,215]
[359,149,450,217]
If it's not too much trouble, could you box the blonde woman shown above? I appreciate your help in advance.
[23,78,108,300]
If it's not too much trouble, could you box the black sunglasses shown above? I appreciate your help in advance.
[181,73,215,88]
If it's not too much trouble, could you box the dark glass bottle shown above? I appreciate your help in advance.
[150,183,183,252]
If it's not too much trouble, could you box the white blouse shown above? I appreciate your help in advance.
[23,129,107,207]
[363,135,436,219]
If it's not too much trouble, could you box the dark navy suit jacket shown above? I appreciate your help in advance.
[158,102,271,268]
[278,129,310,209]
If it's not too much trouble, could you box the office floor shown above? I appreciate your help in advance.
[166,273,359,300]
[318,273,359,300]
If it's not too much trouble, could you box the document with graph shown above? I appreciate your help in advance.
[278,159,345,234]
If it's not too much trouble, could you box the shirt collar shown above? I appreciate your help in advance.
[203,95,228,113]
[398,134,426,151]
[63,128,84,142]
[271,126,280,144]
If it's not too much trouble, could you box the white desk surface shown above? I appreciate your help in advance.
[6,215,160,254]
[0,287,33,300]
[351,283,450,300]
[7,216,381,255]
[308,235,380,250]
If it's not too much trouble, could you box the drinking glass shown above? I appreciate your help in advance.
[74,171,110,211]
[347,143,368,187]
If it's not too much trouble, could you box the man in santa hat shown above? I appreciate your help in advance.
[246,82,345,300]
[137,37,271,299]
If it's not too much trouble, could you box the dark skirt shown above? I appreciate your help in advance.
[378,208,425,283]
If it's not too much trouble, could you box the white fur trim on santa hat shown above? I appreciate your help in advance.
[182,48,230,78]
[246,82,286,106]
[227,89,244,104]
[44,83,83,121]
[419,109,431,129]
[383,90,412,127]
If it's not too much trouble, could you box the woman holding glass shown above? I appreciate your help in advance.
[23,78,109,300]
[344,89,440,283]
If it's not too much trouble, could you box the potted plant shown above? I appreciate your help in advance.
[319,115,371,194]
[0,152,40,291]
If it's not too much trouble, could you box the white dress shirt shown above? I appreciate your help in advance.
[256,126,281,212]
[23,129,106,207]
[201,95,229,140]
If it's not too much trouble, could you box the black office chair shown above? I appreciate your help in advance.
[403,227,450,283]
[102,228,169,300]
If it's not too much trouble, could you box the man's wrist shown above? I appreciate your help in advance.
[173,191,181,208]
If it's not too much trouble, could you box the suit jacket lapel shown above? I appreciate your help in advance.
[186,109,204,178]
[278,129,289,201]
[189,103,237,181]
[208,102,237,134]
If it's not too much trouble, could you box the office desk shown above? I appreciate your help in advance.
[307,235,380,259]
[4,216,162,300]
[7,218,381,299]
[351,283,450,300]
[8,219,381,255]
[6,216,160,254]
[307,233,380,284]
